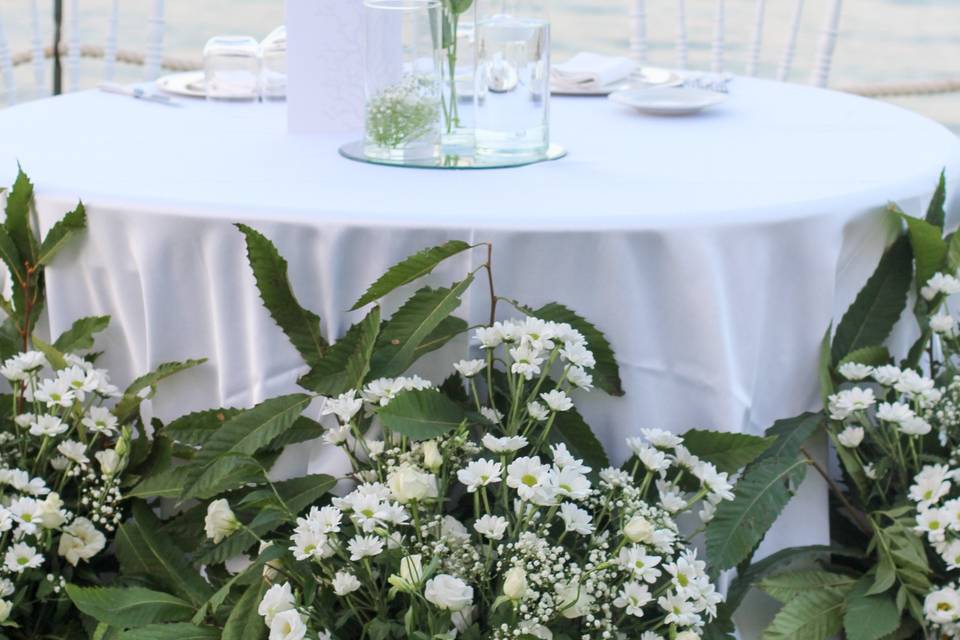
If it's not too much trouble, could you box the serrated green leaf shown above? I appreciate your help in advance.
[165,408,242,446]
[757,412,823,465]
[113,359,207,422]
[925,170,946,227]
[377,389,465,440]
[31,335,67,370]
[898,210,947,291]
[117,624,220,640]
[681,429,774,474]
[351,240,473,310]
[128,466,184,499]
[236,223,327,367]
[52,314,110,352]
[946,230,960,274]
[530,302,624,397]
[116,503,214,605]
[37,201,86,265]
[65,585,193,627]
[298,309,383,395]
[550,407,610,471]
[839,345,891,367]
[819,325,835,407]
[832,235,912,364]
[706,456,808,570]
[181,394,311,499]
[222,580,268,640]
[269,415,328,448]
[762,587,848,640]
[370,278,472,379]
[760,570,856,603]
[0,225,23,285]
[5,168,36,265]
[844,575,901,640]
[345,306,381,389]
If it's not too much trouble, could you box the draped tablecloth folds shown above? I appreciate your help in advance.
[0,76,958,633]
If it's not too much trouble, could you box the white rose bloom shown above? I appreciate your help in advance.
[387,465,438,503]
[0,599,11,623]
[269,609,307,640]
[837,426,865,448]
[925,587,960,625]
[425,574,474,611]
[540,390,573,412]
[421,440,443,472]
[453,359,486,378]
[503,566,528,600]
[204,499,240,543]
[837,362,873,381]
[332,570,362,596]
[57,439,89,465]
[95,449,121,477]
[556,581,593,618]
[473,514,508,540]
[482,434,527,453]
[624,515,655,543]
[58,517,106,565]
[37,492,67,528]
[258,582,295,625]
[457,459,502,492]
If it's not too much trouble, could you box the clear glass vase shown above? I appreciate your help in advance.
[439,0,479,153]
[363,0,444,161]
[475,0,551,159]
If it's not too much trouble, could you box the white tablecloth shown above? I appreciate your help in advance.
[1,78,958,632]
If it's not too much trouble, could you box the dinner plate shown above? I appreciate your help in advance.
[551,67,682,96]
[608,86,728,115]
[156,71,206,98]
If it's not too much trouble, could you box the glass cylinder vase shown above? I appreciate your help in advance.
[439,0,479,153]
[364,0,444,161]
[475,1,550,159]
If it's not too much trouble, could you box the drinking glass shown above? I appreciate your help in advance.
[260,26,287,101]
[203,35,260,101]
[474,14,550,158]
[363,0,443,161]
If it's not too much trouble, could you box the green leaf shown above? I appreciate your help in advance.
[116,502,214,605]
[31,335,68,370]
[760,570,857,603]
[0,225,23,285]
[706,456,808,570]
[267,473,337,513]
[551,408,610,471]
[165,408,242,446]
[839,345,891,367]
[181,394,312,499]
[65,585,193,627]
[762,587,848,640]
[377,389,465,440]
[117,624,220,640]
[52,314,110,352]
[818,325,835,407]
[530,302,624,397]
[37,201,86,265]
[350,240,473,310]
[269,415,329,449]
[898,210,947,291]
[128,466,184,499]
[925,169,946,227]
[832,235,912,364]
[844,575,901,640]
[946,229,960,274]
[681,429,774,474]
[298,308,384,395]
[370,278,473,379]
[222,580,268,640]
[757,412,823,465]
[5,168,36,264]
[113,359,207,422]
[236,223,327,367]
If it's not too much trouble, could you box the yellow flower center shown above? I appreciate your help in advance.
[521,474,538,487]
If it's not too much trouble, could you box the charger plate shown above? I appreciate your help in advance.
[339,141,567,170]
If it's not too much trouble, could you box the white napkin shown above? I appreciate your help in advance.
[552,52,637,90]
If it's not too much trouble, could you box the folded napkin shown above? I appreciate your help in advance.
[552,52,637,90]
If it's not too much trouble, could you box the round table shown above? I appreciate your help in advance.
[1,79,958,631]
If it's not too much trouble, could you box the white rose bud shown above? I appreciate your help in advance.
[400,554,424,586]
[676,632,700,640]
[269,608,307,640]
[623,515,654,543]
[94,449,120,477]
[422,441,443,472]
[0,599,11,623]
[387,465,439,504]
[503,566,528,600]
[204,499,240,543]
[424,574,473,611]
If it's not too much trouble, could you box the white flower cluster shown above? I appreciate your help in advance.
[0,351,129,626]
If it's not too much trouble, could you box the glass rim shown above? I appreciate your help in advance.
[363,0,442,11]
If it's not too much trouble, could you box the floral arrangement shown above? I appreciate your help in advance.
[365,75,441,151]
[66,227,768,640]
[242,317,732,640]
[0,169,201,638]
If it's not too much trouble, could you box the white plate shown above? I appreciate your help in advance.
[156,71,206,98]
[608,86,728,115]
[551,67,682,96]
